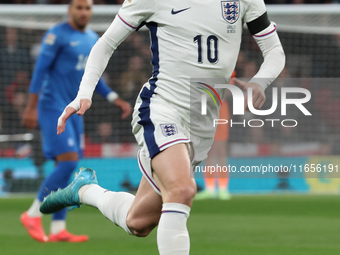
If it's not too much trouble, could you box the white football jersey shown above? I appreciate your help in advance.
[119,0,267,135]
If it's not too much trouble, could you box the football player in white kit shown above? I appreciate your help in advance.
[40,0,285,254]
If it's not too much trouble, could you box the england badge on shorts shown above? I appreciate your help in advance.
[160,124,178,137]
[221,1,240,24]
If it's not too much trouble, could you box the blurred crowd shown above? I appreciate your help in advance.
[0,8,340,155]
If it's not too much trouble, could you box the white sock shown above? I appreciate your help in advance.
[79,184,107,206]
[27,198,43,218]
[157,203,191,255]
[79,184,135,234]
[50,220,66,234]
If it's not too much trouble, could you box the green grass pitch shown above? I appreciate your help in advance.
[1,195,340,255]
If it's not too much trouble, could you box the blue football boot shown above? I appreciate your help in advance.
[40,168,98,214]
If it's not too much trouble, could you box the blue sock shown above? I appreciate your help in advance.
[37,161,78,220]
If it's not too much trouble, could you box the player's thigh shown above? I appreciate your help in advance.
[132,92,194,199]
[126,176,162,236]
[38,108,81,159]
[151,143,197,206]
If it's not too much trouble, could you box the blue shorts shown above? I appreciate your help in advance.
[38,107,84,159]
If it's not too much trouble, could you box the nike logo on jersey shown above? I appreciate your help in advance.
[76,177,84,181]
[171,7,191,15]
[70,41,80,47]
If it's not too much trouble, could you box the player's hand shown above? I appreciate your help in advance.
[233,78,266,111]
[114,98,132,119]
[57,98,91,135]
[22,107,38,130]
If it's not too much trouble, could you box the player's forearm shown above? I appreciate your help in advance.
[250,42,285,89]
[249,23,286,90]
[77,40,113,100]
[77,17,132,101]
[26,93,39,110]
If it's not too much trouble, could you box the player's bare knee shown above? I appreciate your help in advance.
[126,215,158,237]
[167,183,196,205]
[128,227,150,237]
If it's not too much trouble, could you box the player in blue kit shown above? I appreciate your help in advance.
[20,0,131,242]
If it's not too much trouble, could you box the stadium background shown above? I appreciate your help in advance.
[0,1,340,255]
